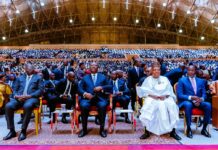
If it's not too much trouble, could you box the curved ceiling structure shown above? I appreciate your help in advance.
[0,0,217,46]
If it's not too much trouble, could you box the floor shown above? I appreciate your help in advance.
[0,110,217,145]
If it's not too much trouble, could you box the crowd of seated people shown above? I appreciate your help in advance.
[0,49,217,142]
[0,48,218,59]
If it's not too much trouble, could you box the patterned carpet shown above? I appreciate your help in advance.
[0,116,179,145]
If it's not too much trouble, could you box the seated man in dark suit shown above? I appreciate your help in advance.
[78,62,112,138]
[177,65,212,138]
[44,73,59,123]
[110,71,131,123]
[3,63,43,141]
[56,71,77,123]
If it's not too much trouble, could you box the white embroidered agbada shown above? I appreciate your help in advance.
[136,76,179,135]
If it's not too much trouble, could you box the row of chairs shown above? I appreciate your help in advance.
[15,94,137,135]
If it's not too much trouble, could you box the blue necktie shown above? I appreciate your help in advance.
[113,81,118,94]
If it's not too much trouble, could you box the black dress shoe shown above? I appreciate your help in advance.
[17,119,23,124]
[78,130,87,138]
[99,130,107,138]
[125,118,132,124]
[3,131,16,140]
[95,117,100,125]
[140,132,150,139]
[186,129,193,138]
[201,129,211,138]
[170,131,181,140]
[18,131,26,141]
[61,117,68,124]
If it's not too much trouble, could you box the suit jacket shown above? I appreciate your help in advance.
[110,79,130,96]
[165,67,184,86]
[56,78,77,100]
[177,76,207,107]
[13,74,44,98]
[7,79,17,98]
[42,68,52,80]
[127,67,144,89]
[76,68,85,81]
[60,66,74,77]
[44,80,59,95]
[78,73,112,101]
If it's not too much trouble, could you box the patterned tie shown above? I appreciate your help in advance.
[92,74,96,85]
[190,77,197,94]
[113,81,118,94]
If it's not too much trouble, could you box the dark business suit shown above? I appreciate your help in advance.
[111,79,130,109]
[56,78,77,109]
[127,66,144,110]
[60,66,74,78]
[42,68,52,80]
[165,67,185,86]
[78,73,112,131]
[177,77,211,127]
[44,79,59,113]
[5,74,43,130]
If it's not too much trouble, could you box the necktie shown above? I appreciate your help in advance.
[64,81,71,96]
[64,66,67,78]
[136,67,139,76]
[190,77,197,94]
[113,81,118,94]
[50,80,55,88]
[23,76,31,95]
[92,74,96,85]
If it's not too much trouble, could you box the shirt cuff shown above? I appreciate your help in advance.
[188,96,192,100]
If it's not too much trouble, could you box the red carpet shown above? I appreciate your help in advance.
[1,145,218,150]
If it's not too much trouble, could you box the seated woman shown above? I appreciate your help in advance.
[136,62,181,140]
[0,72,13,113]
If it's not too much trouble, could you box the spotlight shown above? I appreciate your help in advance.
[69,19,73,23]
[211,19,215,24]
[179,29,183,33]
[25,29,29,33]
[200,36,205,40]
[91,17,95,21]
[113,17,117,21]
[15,10,20,14]
[157,23,161,28]
[135,19,139,24]
[2,36,6,40]
[163,3,167,7]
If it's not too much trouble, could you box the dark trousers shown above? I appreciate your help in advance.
[45,94,58,113]
[59,96,75,118]
[130,89,136,111]
[79,97,108,131]
[182,101,211,127]
[113,95,130,109]
[5,98,39,130]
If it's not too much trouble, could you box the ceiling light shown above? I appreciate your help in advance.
[179,29,183,33]
[211,19,215,24]
[40,2,45,6]
[25,29,29,33]
[163,3,167,7]
[69,19,73,23]
[200,36,205,40]
[157,23,161,28]
[91,17,95,21]
[2,36,6,40]
[187,10,191,14]
[113,17,117,21]
[15,10,20,14]
[135,19,139,24]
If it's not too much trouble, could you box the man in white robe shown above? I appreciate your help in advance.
[136,62,181,140]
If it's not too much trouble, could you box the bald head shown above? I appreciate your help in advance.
[67,71,75,82]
